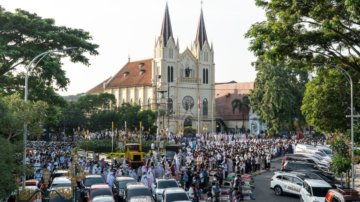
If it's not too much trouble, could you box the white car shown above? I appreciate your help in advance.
[300,179,332,202]
[270,172,305,196]
[162,188,190,202]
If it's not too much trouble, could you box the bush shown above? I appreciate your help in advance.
[77,139,121,153]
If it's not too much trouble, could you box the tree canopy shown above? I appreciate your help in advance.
[249,57,308,134]
[0,6,99,107]
[302,68,360,133]
[0,93,48,141]
[245,0,360,74]
[77,93,116,112]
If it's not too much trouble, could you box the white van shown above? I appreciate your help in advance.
[300,179,332,202]
[295,144,314,153]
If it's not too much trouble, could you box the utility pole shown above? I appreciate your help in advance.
[167,81,170,140]
[158,108,161,153]
[112,121,114,153]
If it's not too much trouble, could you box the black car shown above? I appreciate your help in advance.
[291,170,344,188]
[80,175,106,199]
[124,182,154,202]
[112,176,136,202]
[282,161,321,172]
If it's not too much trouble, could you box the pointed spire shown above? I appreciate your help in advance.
[160,3,173,47]
[194,8,208,50]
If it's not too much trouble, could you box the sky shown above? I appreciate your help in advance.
[2,0,267,96]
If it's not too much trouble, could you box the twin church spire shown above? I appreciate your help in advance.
[159,3,209,50]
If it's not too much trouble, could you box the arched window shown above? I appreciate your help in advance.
[169,48,173,58]
[204,51,208,61]
[148,98,151,109]
[168,66,171,82]
[139,98,142,108]
[130,99,133,104]
[203,99,208,115]
[171,66,173,82]
[203,69,205,84]
[168,98,173,114]
[206,69,209,84]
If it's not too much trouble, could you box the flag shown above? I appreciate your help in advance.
[198,95,201,109]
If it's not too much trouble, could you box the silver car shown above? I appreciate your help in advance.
[151,178,179,202]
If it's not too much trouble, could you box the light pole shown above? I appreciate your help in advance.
[22,47,77,189]
[313,63,358,189]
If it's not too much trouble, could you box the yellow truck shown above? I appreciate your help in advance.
[125,143,145,168]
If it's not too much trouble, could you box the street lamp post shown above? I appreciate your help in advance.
[22,47,77,189]
[313,63,359,189]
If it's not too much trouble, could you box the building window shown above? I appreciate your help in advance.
[148,98,151,109]
[168,66,174,82]
[185,67,191,78]
[206,69,209,84]
[122,99,125,104]
[204,52,208,61]
[171,66,173,82]
[169,48,173,58]
[168,98,173,114]
[139,98,142,108]
[168,66,170,82]
[130,99,133,104]
[203,99,208,115]
[203,69,205,84]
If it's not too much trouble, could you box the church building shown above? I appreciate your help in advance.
[89,3,216,134]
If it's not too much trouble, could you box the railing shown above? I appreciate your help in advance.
[178,78,200,83]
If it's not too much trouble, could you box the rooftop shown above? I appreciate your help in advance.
[85,77,112,94]
[106,59,153,88]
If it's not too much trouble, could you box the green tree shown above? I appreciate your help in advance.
[77,93,116,112]
[231,95,250,131]
[0,93,48,141]
[245,0,360,74]
[0,6,99,107]
[302,68,360,133]
[249,57,308,134]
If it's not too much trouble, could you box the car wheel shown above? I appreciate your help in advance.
[274,186,283,196]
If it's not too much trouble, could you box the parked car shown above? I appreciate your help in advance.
[50,170,70,185]
[300,179,332,202]
[49,177,72,190]
[92,196,116,202]
[325,188,360,202]
[270,172,307,196]
[291,170,344,188]
[282,161,321,172]
[113,176,136,202]
[130,196,153,202]
[124,182,154,202]
[161,188,190,202]
[284,155,329,172]
[85,184,116,202]
[49,187,73,202]
[151,178,179,202]
[80,175,106,199]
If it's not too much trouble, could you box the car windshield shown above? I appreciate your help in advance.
[51,183,72,188]
[127,188,152,199]
[312,187,331,197]
[315,152,326,157]
[165,151,176,157]
[52,173,65,179]
[322,149,333,155]
[119,180,136,189]
[165,193,189,202]
[90,189,112,199]
[84,178,105,186]
[158,181,178,189]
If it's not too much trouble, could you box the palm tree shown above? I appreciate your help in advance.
[231,95,250,132]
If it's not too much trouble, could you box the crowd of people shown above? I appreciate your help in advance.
[25,133,328,202]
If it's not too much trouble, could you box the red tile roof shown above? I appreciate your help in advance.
[85,77,112,94]
[106,58,153,88]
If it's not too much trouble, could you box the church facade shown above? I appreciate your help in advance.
[97,4,215,134]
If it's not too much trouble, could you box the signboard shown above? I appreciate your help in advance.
[118,142,123,148]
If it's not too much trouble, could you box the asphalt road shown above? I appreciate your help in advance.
[252,158,300,202]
